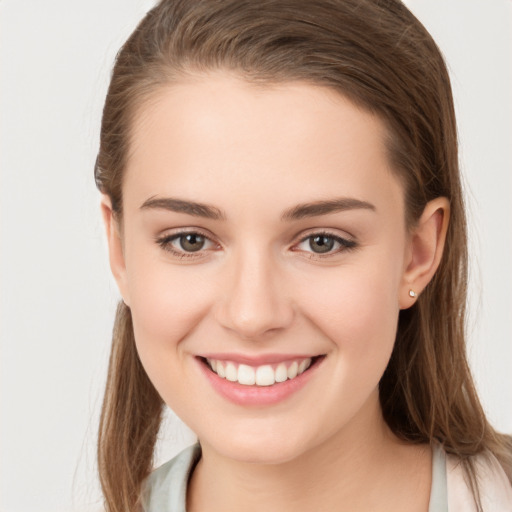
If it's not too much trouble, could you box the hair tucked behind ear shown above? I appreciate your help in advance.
[95,1,512,510]
[97,302,163,512]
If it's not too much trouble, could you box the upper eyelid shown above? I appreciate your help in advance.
[293,232,355,253]
[155,227,216,245]
[157,227,216,242]
[297,229,354,242]
[294,229,356,251]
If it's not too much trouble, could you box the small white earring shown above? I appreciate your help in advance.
[409,289,416,298]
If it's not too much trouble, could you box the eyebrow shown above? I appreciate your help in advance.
[140,196,226,220]
[140,196,376,221]
[281,197,376,221]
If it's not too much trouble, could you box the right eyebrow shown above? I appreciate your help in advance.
[140,196,226,220]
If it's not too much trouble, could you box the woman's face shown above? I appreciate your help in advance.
[111,73,414,464]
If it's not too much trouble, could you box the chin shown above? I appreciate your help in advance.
[201,427,314,465]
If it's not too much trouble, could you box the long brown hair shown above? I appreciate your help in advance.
[95,1,512,510]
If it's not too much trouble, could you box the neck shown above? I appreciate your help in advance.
[187,395,431,512]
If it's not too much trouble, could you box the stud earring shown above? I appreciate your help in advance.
[409,289,416,298]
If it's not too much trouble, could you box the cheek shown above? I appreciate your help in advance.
[295,257,401,364]
[291,262,401,428]
[125,249,214,367]
[130,273,202,339]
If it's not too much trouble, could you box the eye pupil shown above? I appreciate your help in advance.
[310,235,334,253]
[180,233,205,252]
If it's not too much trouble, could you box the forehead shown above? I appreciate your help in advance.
[123,72,404,219]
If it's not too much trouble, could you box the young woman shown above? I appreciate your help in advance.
[94,1,512,511]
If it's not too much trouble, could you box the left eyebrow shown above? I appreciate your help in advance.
[281,198,376,221]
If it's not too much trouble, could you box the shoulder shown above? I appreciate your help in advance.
[446,449,512,511]
[142,443,201,512]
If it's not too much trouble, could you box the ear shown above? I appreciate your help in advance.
[399,197,450,309]
[100,195,130,306]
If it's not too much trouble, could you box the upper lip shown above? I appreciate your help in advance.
[198,353,323,366]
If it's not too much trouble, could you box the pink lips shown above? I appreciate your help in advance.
[196,354,324,406]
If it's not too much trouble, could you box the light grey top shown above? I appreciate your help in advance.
[430,442,448,511]
[142,444,202,512]
[142,443,448,512]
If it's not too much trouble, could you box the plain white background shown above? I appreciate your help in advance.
[1,1,511,511]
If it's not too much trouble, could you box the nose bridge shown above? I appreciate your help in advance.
[216,242,293,339]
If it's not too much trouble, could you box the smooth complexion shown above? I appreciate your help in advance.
[102,73,449,511]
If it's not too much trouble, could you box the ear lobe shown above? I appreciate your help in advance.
[100,195,130,306]
[400,197,450,309]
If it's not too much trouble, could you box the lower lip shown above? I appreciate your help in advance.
[196,356,324,406]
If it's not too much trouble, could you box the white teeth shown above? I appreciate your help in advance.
[225,362,237,382]
[298,359,310,374]
[287,361,298,379]
[216,361,226,378]
[256,365,275,386]
[206,357,314,386]
[275,363,288,383]
[238,364,256,385]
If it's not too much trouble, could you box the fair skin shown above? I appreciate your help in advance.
[102,72,449,512]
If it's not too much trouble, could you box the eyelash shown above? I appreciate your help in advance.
[293,231,357,259]
[155,229,357,260]
[156,229,219,260]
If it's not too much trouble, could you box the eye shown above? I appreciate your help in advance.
[294,232,357,257]
[156,230,218,259]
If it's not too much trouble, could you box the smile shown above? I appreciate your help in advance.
[197,354,325,406]
[205,357,313,386]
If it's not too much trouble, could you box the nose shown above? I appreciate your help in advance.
[215,247,294,340]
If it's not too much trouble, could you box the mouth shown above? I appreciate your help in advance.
[198,355,325,387]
